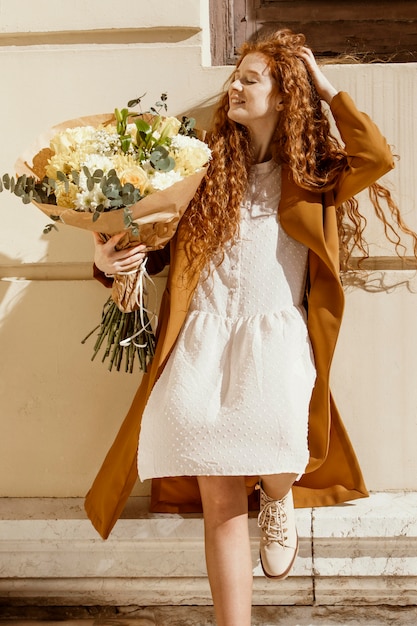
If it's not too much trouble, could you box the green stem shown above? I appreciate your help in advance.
[82,297,156,373]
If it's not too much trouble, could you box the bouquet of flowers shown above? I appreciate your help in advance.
[0,94,211,372]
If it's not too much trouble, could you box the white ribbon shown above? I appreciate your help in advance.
[117,257,158,349]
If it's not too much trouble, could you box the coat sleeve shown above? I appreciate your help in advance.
[330,91,395,208]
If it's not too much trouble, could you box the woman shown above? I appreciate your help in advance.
[87,30,416,626]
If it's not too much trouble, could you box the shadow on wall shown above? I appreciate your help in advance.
[0,228,141,498]
[342,269,417,293]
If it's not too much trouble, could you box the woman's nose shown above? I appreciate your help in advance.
[231,78,242,90]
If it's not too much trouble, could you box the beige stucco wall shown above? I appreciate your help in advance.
[0,0,416,499]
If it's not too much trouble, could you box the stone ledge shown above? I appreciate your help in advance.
[0,492,415,607]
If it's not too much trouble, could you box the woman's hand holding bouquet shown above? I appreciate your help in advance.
[93,232,147,276]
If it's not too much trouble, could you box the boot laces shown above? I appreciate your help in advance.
[257,496,288,546]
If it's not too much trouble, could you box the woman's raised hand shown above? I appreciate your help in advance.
[93,231,147,275]
[299,47,338,105]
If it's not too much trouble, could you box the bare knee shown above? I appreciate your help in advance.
[198,476,248,526]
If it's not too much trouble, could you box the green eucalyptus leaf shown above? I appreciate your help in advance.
[179,115,197,137]
[106,174,122,188]
[106,189,121,200]
[121,182,135,194]
[56,170,69,193]
[43,223,59,234]
[2,173,11,190]
[151,145,169,159]
[150,145,175,171]
[121,187,141,206]
[127,93,146,108]
[13,175,27,196]
[154,156,175,172]
[109,197,123,208]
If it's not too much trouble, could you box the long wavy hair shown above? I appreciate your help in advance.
[182,29,417,276]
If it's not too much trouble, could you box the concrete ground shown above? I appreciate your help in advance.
[1,605,417,625]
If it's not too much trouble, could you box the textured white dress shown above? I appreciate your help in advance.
[138,159,316,480]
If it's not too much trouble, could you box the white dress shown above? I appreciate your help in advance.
[138,159,316,480]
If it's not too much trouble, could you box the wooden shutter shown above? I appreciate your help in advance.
[210,0,417,65]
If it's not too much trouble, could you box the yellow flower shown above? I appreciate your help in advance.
[46,148,90,179]
[55,181,78,208]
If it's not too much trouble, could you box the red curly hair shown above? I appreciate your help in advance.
[182,29,417,276]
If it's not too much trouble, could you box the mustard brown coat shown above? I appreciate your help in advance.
[85,92,395,539]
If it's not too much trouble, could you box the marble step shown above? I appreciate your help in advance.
[0,492,416,607]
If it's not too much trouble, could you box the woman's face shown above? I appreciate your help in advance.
[227,52,283,132]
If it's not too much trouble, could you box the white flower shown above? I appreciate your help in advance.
[170,134,211,175]
[76,183,111,212]
[149,169,183,191]
[81,154,114,176]
[170,134,211,159]
[92,128,120,155]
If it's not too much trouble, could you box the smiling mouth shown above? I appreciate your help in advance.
[230,97,245,105]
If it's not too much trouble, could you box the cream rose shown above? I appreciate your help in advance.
[119,165,150,195]
[158,116,182,141]
[49,126,96,155]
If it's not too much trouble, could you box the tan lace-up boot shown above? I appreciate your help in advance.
[257,484,298,579]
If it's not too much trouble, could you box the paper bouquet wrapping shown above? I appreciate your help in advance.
[2,98,211,371]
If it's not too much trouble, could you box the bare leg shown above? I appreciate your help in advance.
[260,472,298,499]
[197,475,252,626]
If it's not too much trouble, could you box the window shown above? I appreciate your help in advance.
[210,0,417,65]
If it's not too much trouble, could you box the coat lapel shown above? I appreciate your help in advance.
[279,166,345,470]
[279,166,340,278]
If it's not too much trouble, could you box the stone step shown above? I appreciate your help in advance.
[2,605,417,625]
[0,492,416,608]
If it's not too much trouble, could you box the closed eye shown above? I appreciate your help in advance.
[233,70,260,85]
